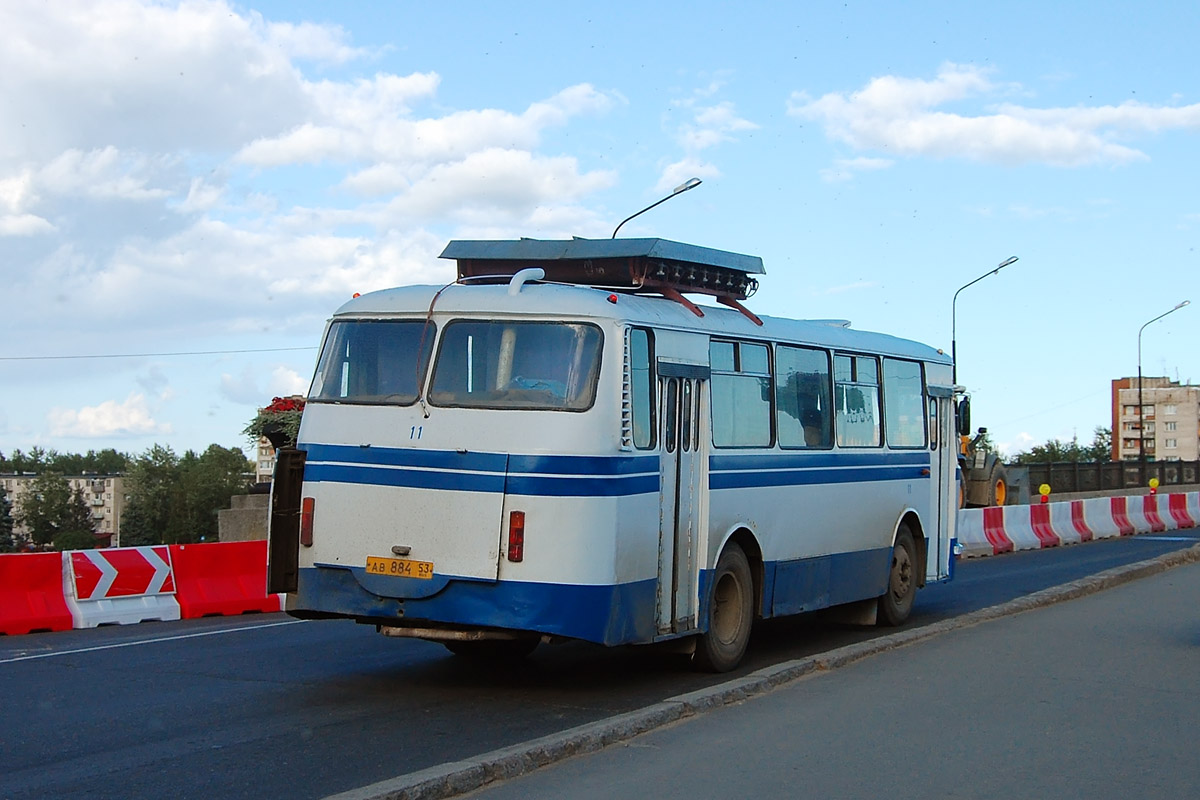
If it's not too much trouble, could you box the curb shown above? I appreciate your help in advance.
[326,544,1200,800]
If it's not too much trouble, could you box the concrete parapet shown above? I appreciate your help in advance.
[217,492,269,542]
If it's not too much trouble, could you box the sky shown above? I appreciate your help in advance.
[2,0,1198,463]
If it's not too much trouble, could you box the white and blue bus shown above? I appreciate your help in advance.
[268,238,958,671]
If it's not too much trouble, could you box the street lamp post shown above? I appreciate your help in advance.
[1137,300,1190,470]
[611,178,702,238]
[951,256,1019,385]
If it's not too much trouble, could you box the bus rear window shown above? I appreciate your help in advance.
[429,321,602,411]
[309,320,435,405]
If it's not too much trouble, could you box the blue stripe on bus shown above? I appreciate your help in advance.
[305,463,507,493]
[296,545,897,646]
[504,473,660,497]
[301,444,660,497]
[710,464,930,490]
[709,451,930,472]
[302,442,509,472]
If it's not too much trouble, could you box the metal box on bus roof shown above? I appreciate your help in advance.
[439,237,765,302]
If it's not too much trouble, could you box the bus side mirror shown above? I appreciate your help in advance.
[956,397,971,437]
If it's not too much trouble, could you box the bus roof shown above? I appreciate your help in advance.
[332,281,951,368]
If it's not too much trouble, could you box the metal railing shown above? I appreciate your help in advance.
[1020,460,1200,494]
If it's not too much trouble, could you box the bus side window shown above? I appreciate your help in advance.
[882,358,926,448]
[710,339,773,448]
[776,345,832,449]
[630,328,656,449]
[834,354,881,448]
[664,378,679,454]
[681,380,692,452]
[928,397,938,449]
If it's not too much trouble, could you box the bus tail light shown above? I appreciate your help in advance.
[507,511,525,562]
[300,497,315,547]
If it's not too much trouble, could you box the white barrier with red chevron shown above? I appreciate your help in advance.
[957,492,1200,558]
[63,545,182,627]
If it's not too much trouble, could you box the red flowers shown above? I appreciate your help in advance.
[264,396,305,414]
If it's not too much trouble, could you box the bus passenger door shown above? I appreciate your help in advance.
[656,363,709,635]
[927,393,956,581]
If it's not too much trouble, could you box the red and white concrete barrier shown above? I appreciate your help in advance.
[1127,494,1167,534]
[1169,494,1198,529]
[959,491,1200,558]
[1048,499,1093,545]
[64,545,181,627]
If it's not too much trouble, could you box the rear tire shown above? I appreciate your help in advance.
[877,525,917,626]
[693,543,754,673]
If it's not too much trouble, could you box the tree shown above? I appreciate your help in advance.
[120,445,180,546]
[53,488,98,551]
[1010,426,1113,465]
[121,444,252,545]
[14,472,72,547]
[164,445,253,543]
[0,490,15,552]
[11,473,96,550]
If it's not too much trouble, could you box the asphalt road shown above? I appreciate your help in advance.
[2,530,1198,800]
[459,553,1200,800]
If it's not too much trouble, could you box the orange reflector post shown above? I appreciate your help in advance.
[507,511,525,562]
[300,497,315,547]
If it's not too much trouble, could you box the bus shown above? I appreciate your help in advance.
[267,237,958,672]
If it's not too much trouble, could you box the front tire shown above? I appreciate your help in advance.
[988,464,1008,506]
[877,524,917,626]
[693,543,754,673]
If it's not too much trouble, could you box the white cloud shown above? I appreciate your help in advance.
[789,62,1198,167]
[655,158,722,194]
[656,85,758,191]
[819,156,894,183]
[0,214,55,236]
[220,365,309,406]
[0,2,622,346]
[0,0,315,158]
[47,393,171,438]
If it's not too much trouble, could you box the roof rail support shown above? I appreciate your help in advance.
[717,295,763,326]
[507,267,545,295]
[659,286,705,318]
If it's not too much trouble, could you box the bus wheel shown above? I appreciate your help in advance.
[693,543,753,673]
[877,525,917,626]
[443,638,538,661]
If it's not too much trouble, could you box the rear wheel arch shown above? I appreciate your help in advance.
[893,511,927,589]
[720,527,764,618]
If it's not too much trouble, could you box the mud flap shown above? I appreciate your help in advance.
[267,448,306,594]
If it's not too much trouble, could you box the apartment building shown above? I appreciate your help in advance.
[1111,377,1200,461]
[254,437,276,484]
[0,473,125,548]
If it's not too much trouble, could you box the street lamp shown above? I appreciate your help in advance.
[1137,299,1190,465]
[611,178,702,238]
[951,256,1019,384]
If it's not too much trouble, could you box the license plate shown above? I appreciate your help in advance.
[365,556,434,580]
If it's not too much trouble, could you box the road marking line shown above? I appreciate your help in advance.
[0,619,306,664]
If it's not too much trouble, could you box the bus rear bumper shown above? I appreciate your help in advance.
[290,564,658,647]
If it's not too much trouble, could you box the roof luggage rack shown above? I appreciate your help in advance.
[439,237,765,324]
